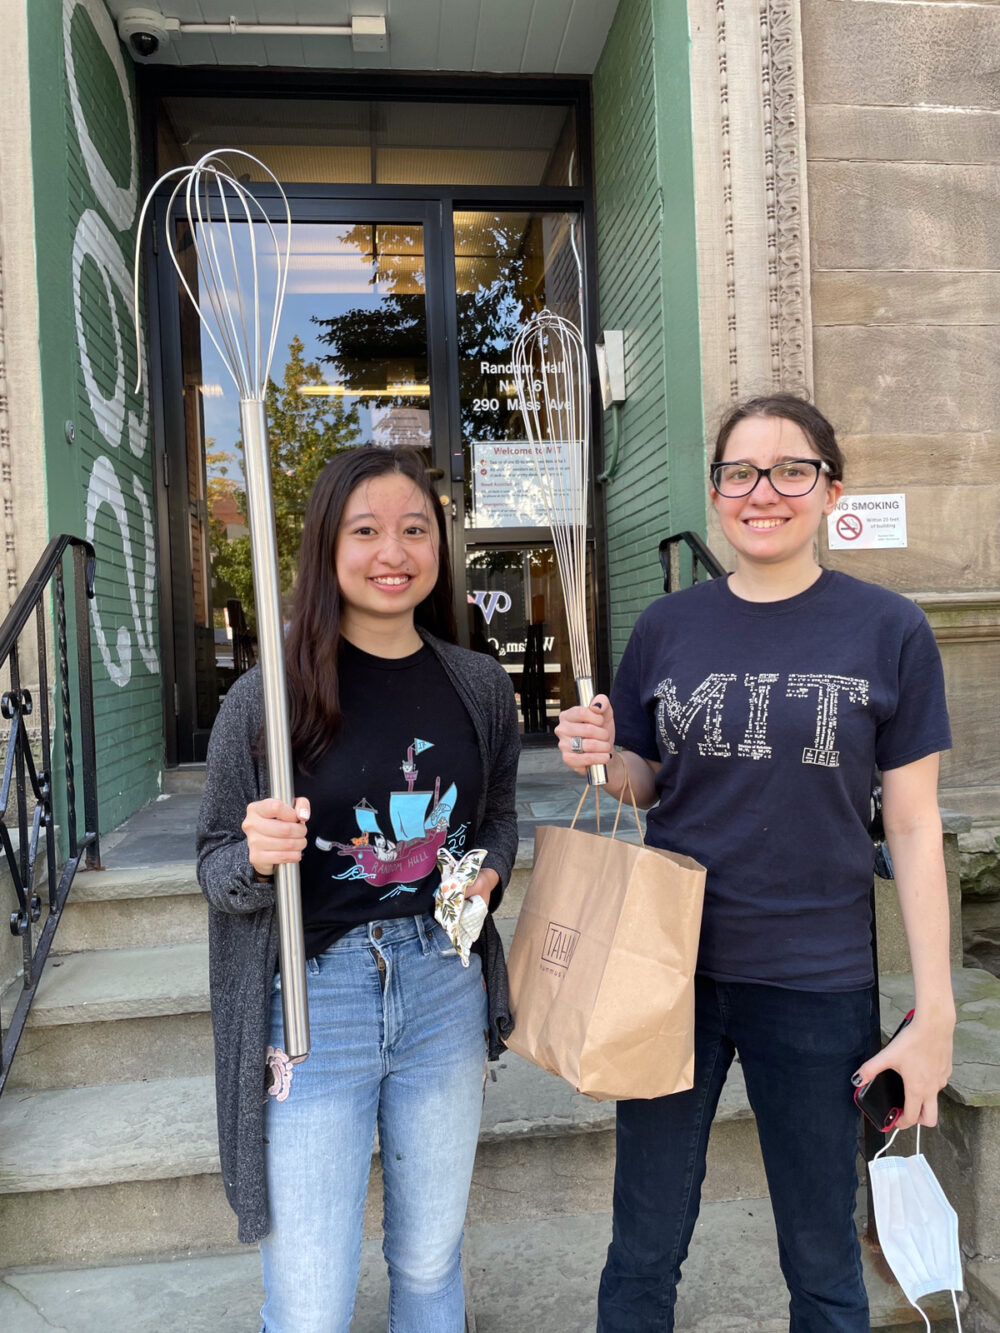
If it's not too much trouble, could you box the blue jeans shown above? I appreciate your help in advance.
[597,976,872,1333]
[259,913,488,1333]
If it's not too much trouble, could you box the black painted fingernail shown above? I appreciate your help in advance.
[593,701,603,710]
[851,1072,864,1087]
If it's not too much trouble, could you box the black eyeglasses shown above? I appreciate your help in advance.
[710,459,831,498]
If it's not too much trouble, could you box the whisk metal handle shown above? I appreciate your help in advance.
[241,398,310,1060]
[574,675,608,787]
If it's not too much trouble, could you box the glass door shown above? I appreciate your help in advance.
[158,200,447,760]
[465,545,598,740]
[198,217,436,624]
[451,209,596,738]
[157,196,596,758]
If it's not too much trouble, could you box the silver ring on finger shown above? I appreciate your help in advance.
[571,735,584,753]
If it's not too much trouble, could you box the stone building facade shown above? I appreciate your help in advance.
[685,0,999,823]
[803,0,1000,820]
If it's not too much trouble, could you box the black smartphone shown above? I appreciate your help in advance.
[854,1009,915,1133]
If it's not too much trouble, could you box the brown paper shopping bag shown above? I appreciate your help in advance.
[506,784,706,1101]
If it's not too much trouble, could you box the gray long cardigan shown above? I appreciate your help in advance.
[195,632,520,1243]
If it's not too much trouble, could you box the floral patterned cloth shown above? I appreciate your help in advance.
[265,1045,294,1101]
[434,847,489,965]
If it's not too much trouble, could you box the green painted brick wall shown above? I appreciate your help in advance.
[593,0,705,665]
[29,0,161,832]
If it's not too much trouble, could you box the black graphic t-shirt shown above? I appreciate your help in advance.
[295,639,482,958]
[611,570,952,991]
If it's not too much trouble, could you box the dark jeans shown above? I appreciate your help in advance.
[597,977,872,1333]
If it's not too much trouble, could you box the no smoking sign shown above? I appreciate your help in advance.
[827,494,907,550]
[835,513,863,542]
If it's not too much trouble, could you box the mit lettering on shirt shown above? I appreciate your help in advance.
[654,672,870,768]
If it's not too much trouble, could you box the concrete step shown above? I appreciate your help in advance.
[52,864,206,953]
[2,942,212,1089]
[0,1075,220,1195]
[465,1206,964,1332]
[162,764,206,795]
[0,1049,764,1267]
[881,967,1000,1274]
[479,1046,767,1220]
[47,790,206,952]
[0,1198,963,1333]
[966,1260,1000,1332]
[0,1074,236,1267]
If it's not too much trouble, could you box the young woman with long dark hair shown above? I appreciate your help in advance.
[197,446,519,1332]
[557,395,955,1332]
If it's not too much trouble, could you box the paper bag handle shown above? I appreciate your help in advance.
[570,759,644,845]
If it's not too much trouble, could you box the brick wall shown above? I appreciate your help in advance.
[592,0,704,664]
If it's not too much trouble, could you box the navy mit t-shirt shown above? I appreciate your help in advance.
[294,640,482,958]
[610,570,951,991]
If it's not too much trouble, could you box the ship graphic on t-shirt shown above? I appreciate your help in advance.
[316,739,457,895]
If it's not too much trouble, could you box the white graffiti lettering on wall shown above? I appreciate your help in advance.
[71,210,148,458]
[63,0,158,688]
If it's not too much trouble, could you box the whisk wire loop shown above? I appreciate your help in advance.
[512,311,605,786]
[134,150,291,401]
[134,149,307,1056]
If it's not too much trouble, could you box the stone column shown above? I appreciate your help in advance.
[686,0,814,557]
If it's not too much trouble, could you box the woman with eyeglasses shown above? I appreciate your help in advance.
[557,394,954,1332]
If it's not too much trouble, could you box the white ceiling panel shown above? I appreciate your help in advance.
[384,0,439,69]
[103,0,622,73]
[521,0,576,73]
[555,0,618,75]
[213,34,270,65]
[432,0,480,73]
[349,47,392,72]
[472,0,534,72]
[173,33,212,64]
[166,0,208,17]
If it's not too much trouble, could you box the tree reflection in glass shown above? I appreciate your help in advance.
[312,224,431,457]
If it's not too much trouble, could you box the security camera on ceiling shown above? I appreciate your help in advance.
[117,8,180,60]
[116,8,389,60]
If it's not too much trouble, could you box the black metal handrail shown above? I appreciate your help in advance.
[658,530,727,593]
[0,536,100,1096]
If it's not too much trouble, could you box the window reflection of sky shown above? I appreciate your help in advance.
[198,223,428,483]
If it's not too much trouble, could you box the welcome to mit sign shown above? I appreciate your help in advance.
[827,494,908,550]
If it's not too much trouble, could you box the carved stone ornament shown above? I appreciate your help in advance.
[692,0,813,409]
[760,0,810,393]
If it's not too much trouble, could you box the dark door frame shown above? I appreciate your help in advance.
[139,78,606,765]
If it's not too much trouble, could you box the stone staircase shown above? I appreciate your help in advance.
[0,765,996,1331]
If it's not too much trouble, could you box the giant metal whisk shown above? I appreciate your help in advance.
[134,150,309,1059]
[511,311,607,787]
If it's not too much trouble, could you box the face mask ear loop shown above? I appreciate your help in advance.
[873,1125,903,1161]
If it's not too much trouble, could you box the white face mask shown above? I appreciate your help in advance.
[869,1127,964,1332]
